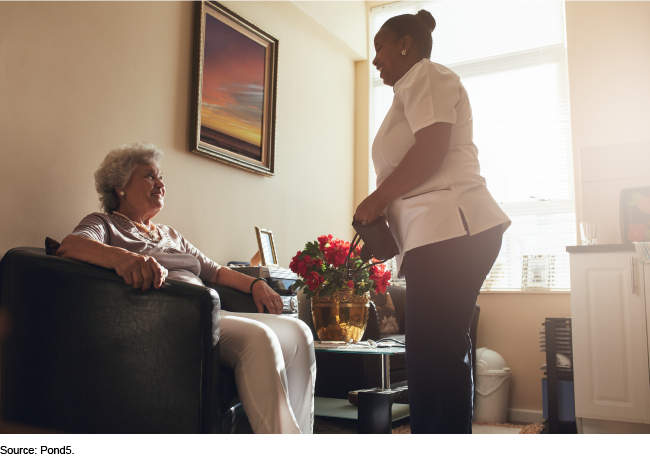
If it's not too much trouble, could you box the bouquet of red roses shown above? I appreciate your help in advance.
[289,234,392,300]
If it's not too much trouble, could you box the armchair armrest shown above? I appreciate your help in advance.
[0,247,221,433]
[204,282,260,314]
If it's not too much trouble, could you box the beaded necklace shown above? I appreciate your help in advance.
[112,211,161,242]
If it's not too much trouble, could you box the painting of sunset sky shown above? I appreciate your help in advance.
[200,13,265,160]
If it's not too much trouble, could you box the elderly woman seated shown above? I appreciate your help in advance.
[57,142,315,434]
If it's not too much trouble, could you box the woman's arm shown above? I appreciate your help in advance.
[57,234,166,291]
[178,234,284,315]
[208,267,284,315]
[354,122,452,224]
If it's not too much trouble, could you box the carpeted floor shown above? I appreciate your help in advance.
[314,416,545,434]
[393,421,545,434]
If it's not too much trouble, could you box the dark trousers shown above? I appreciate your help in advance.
[403,224,503,434]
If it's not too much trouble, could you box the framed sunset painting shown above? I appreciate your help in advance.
[191,2,278,176]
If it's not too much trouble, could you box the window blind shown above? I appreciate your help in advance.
[370,1,575,291]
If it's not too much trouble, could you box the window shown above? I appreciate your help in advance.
[370,1,574,291]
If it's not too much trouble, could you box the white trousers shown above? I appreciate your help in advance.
[220,311,316,434]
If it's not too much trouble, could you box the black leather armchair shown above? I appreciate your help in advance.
[0,247,255,433]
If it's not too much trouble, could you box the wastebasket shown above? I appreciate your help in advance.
[474,347,511,423]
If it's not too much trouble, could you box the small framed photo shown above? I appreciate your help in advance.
[255,227,278,267]
[191,1,278,176]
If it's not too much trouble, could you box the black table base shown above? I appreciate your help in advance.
[358,386,409,434]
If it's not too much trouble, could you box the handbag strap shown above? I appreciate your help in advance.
[344,230,390,279]
[344,233,362,269]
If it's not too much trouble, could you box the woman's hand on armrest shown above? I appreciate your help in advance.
[250,280,284,315]
[211,267,283,315]
[57,234,167,291]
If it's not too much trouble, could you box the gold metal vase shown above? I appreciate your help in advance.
[311,288,370,343]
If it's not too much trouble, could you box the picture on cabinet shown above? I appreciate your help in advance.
[620,186,650,243]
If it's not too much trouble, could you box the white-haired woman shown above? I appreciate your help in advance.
[57,142,315,434]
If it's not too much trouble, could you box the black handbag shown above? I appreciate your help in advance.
[350,215,399,263]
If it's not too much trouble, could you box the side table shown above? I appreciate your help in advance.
[314,343,408,434]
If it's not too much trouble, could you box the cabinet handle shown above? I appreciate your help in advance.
[631,257,636,295]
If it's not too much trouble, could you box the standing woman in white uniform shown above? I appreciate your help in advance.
[354,10,510,434]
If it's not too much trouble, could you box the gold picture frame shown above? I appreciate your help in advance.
[191,1,278,176]
[255,227,278,267]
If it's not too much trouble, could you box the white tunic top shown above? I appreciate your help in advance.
[372,58,510,273]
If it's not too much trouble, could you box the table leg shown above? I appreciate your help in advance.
[359,354,397,434]
[382,354,391,390]
[358,391,392,434]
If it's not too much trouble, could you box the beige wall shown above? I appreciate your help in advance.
[289,1,367,60]
[476,293,571,414]
[353,0,393,209]
[566,1,650,229]
[354,59,371,209]
[0,1,356,267]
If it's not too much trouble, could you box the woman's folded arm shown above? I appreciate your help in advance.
[57,234,166,291]
[58,234,124,269]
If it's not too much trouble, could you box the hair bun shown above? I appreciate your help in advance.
[416,9,436,33]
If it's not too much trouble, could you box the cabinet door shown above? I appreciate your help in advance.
[570,253,650,422]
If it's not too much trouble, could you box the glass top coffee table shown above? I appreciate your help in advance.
[314,342,404,390]
[314,342,408,434]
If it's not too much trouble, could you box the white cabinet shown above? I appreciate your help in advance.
[569,248,650,433]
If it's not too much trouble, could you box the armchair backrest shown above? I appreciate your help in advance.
[0,247,221,433]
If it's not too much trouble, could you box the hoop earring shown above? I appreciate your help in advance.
[401,49,407,56]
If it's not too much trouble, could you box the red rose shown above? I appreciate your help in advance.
[289,252,316,278]
[368,259,383,275]
[304,256,324,277]
[324,238,350,268]
[347,280,354,289]
[306,271,324,291]
[370,263,391,294]
[371,271,391,294]
[318,234,333,251]
[289,251,304,274]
